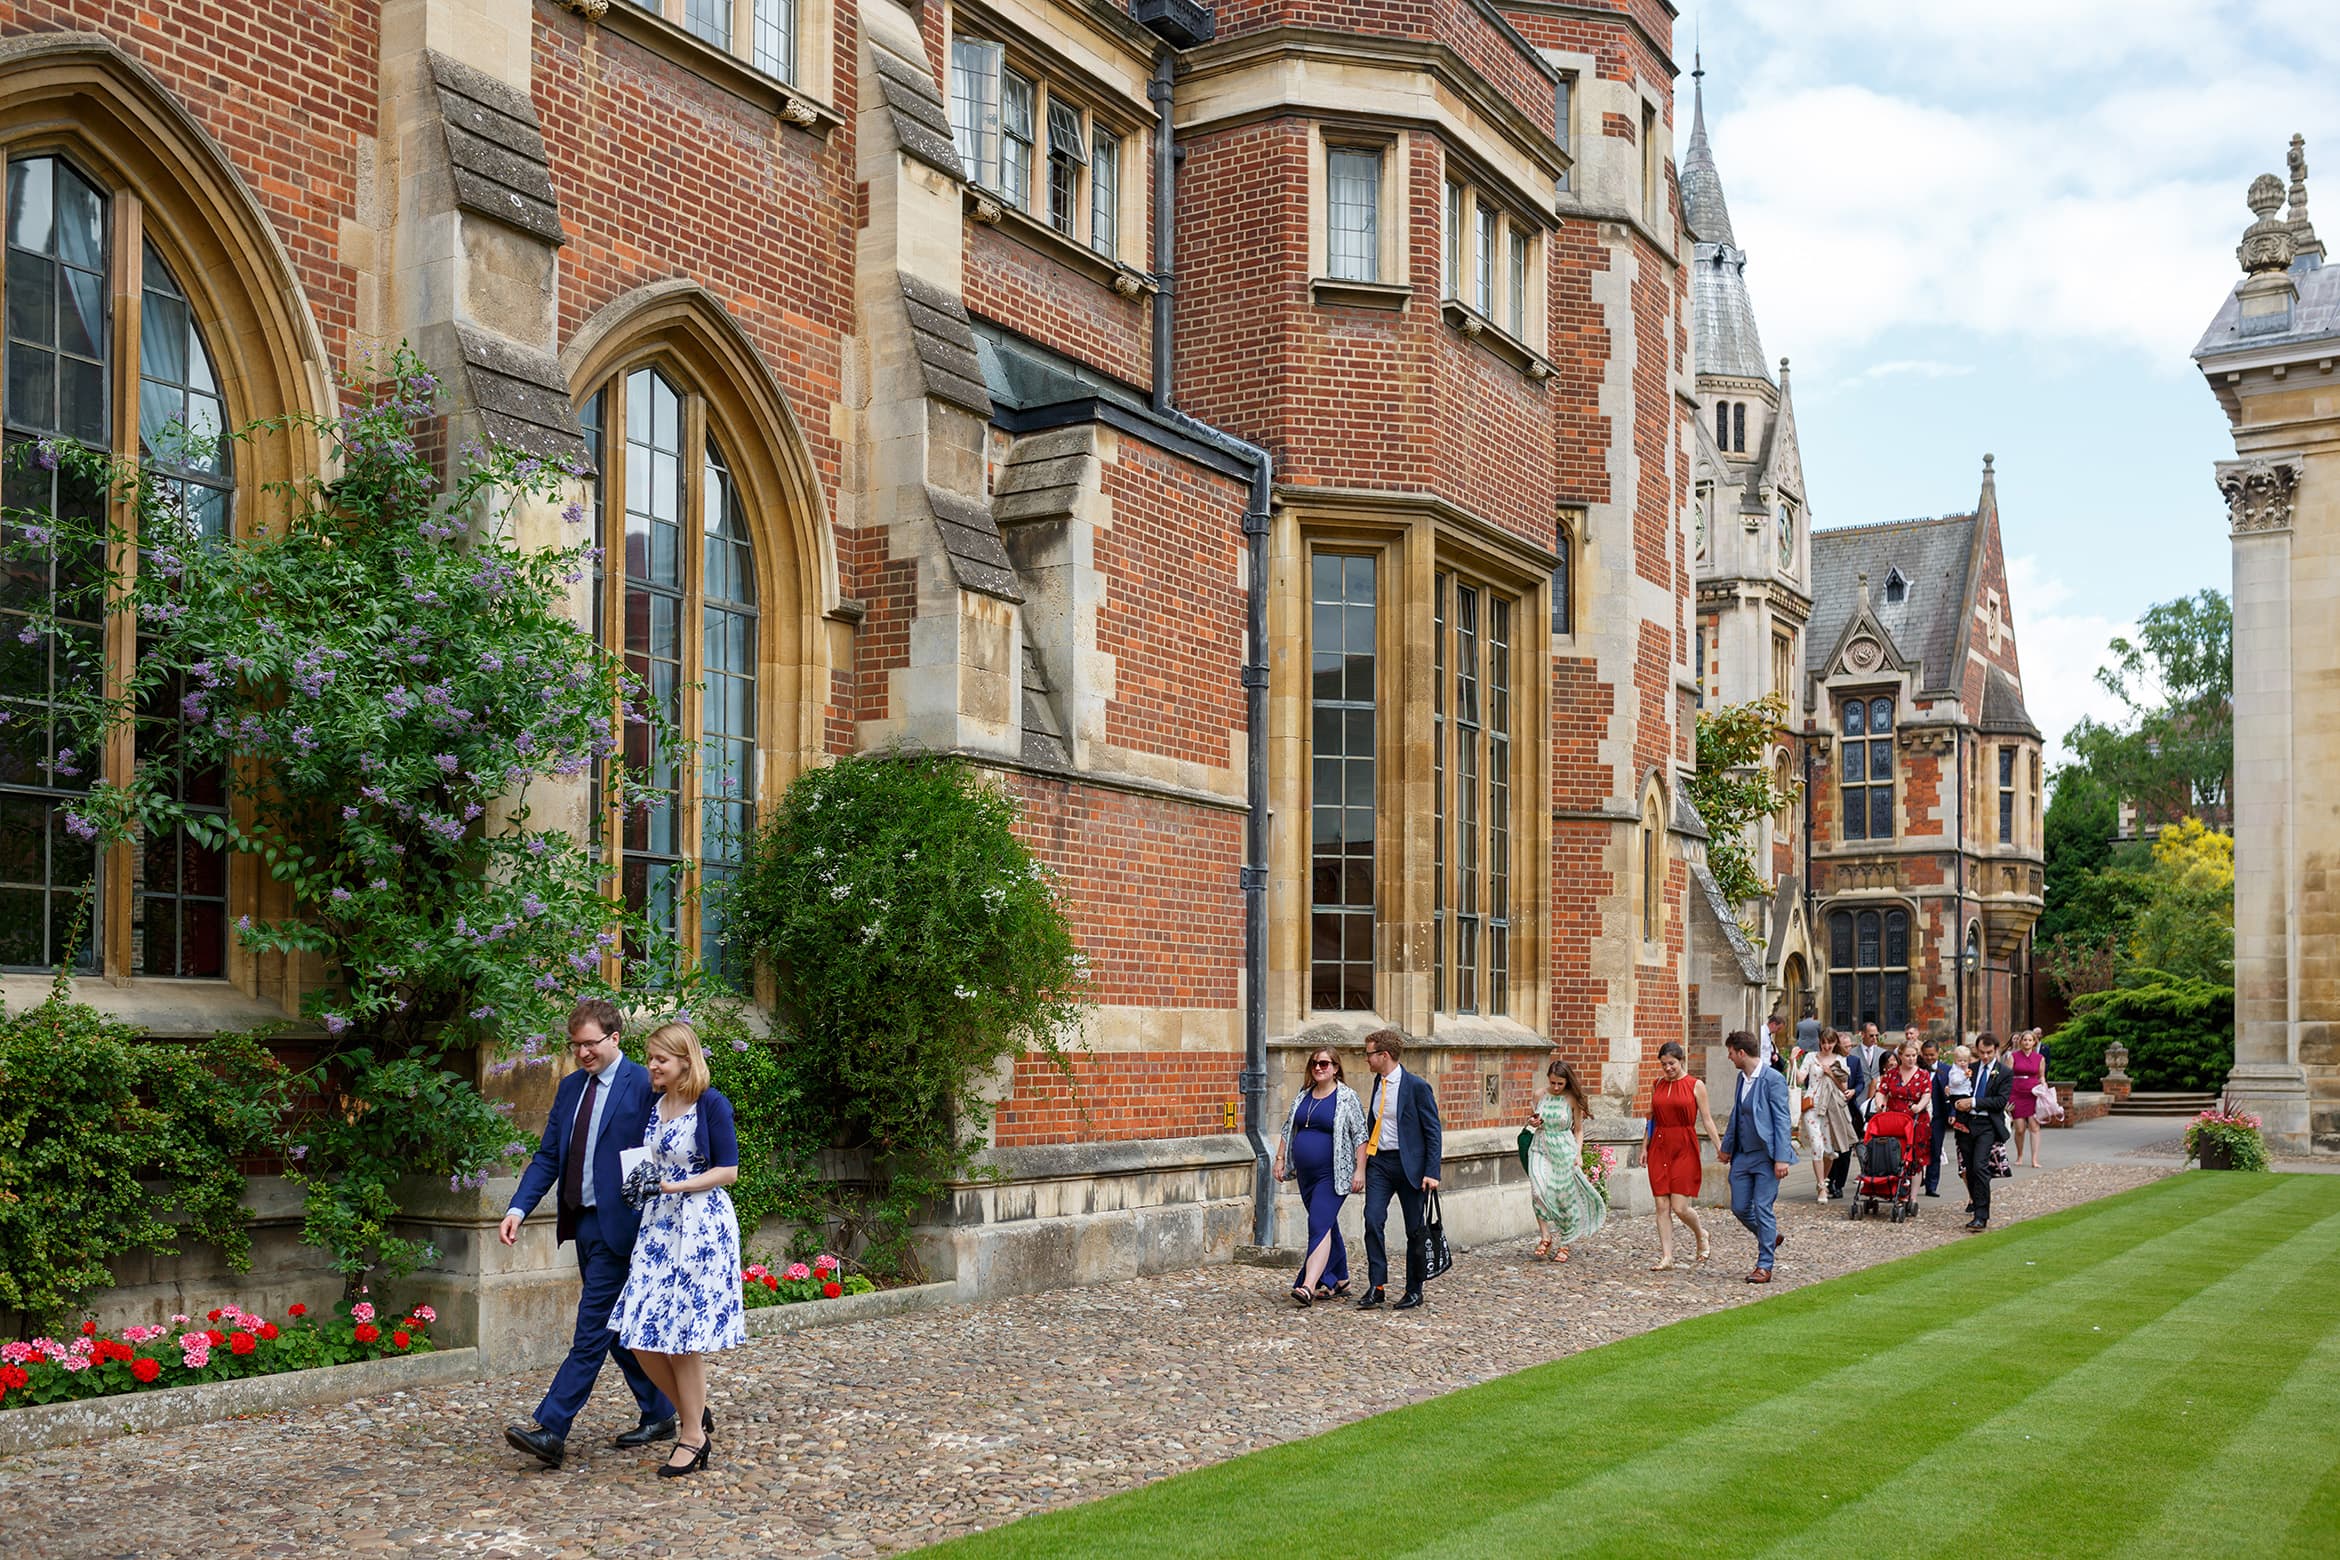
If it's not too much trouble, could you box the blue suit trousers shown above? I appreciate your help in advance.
[533,1206,672,1438]
[1729,1160,1781,1271]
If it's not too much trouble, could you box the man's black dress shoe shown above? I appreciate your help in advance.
[1962,1220,1988,1232]
[504,1423,566,1468]
[612,1415,677,1449]
[1355,1287,1386,1310]
[1393,1290,1425,1311]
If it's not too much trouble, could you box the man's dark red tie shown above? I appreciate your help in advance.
[559,1073,600,1210]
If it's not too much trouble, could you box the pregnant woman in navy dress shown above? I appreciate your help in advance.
[1272,1047,1367,1306]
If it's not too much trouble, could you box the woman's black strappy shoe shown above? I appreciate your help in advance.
[658,1439,711,1479]
[1290,1286,1313,1307]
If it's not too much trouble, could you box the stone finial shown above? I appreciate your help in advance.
[2288,133,2323,259]
[2240,173,2297,275]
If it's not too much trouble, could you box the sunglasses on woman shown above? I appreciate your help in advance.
[1310,1059,1335,1070]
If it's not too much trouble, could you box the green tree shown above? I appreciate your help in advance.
[1686,692,1798,916]
[2064,589,2232,829]
[1,351,682,1290]
[2124,819,2234,985]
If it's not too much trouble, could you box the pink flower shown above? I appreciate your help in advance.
[59,1354,90,1373]
[170,1313,190,1326]
[408,1304,436,1324]
[0,1342,30,1365]
[813,1253,838,1272]
[180,1336,211,1370]
[351,1302,376,1325]
[783,1262,812,1282]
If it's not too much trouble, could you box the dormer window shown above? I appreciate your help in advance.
[1884,569,1907,604]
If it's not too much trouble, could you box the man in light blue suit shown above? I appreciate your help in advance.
[1717,1028,1797,1284]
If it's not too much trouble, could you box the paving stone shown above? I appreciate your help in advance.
[9,1164,2161,1558]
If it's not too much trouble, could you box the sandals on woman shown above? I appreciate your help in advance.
[1649,1255,1676,1272]
[1532,1236,1553,1261]
[1290,1286,1313,1307]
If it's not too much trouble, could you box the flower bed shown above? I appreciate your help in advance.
[741,1253,876,1309]
[0,1300,436,1412]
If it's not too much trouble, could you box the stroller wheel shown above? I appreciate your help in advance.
[1890,1202,1903,1224]
[1845,1194,1862,1221]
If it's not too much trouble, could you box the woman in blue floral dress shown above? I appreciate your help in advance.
[609,1022,744,1478]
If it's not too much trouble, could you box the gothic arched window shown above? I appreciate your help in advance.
[2,153,233,976]
[578,365,760,984]
[1828,906,1909,1030]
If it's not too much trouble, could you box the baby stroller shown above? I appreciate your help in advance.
[1845,1107,1921,1223]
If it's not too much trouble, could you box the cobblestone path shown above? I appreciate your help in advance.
[14,1163,2163,1560]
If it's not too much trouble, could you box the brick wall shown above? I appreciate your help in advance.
[1095,439,1248,768]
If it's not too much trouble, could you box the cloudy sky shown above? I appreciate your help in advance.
[1690,0,2336,766]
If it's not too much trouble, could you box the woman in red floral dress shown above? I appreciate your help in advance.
[1870,1040,1934,1175]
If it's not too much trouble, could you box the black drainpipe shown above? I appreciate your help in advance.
[1135,17,1276,1245]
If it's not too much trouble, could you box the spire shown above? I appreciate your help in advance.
[1679,55,1737,249]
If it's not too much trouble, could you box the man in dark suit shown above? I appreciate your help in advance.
[500,998,674,1468]
[1718,1029,1797,1283]
[1954,1032,2012,1230]
[1355,1028,1442,1312]
[1828,1025,1877,1198]
[1921,1038,1951,1196]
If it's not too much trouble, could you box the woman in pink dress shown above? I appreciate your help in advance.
[2006,1031,2047,1169]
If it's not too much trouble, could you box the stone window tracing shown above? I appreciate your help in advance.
[635,0,801,86]
[2,154,233,978]
[1443,180,1540,340]
[1829,907,1909,1031]
[1430,571,1516,1016]
[579,365,760,983]
[1839,694,1894,841]
[1309,552,1377,1012]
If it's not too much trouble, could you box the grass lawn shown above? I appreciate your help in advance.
[932,1173,2340,1559]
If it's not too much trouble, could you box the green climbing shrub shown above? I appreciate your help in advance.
[0,993,280,1329]
[725,754,1088,1275]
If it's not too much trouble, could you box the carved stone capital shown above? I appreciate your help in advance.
[779,97,820,127]
[2217,454,2307,535]
[971,194,1003,225]
[558,0,611,18]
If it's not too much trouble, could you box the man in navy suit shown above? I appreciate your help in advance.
[1718,1028,1796,1283]
[1921,1037,1952,1196]
[1954,1032,2014,1231]
[501,998,674,1468]
[1355,1029,1442,1312]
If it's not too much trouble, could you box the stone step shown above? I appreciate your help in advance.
[2117,1091,2222,1116]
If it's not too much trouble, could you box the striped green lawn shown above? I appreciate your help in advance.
[932,1174,2340,1559]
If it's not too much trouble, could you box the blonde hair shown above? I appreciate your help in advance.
[641,1022,711,1102]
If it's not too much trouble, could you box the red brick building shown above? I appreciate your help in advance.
[0,0,1718,1315]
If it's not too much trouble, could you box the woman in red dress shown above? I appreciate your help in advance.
[1647,1041,1723,1270]
[1869,1040,1933,1176]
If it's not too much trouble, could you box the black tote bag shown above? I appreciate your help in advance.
[1420,1188,1455,1283]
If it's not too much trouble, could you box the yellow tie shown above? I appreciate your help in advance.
[1365,1077,1387,1156]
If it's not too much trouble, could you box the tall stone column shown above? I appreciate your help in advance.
[2220,455,2311,1152]
[2195,146,2339,1157]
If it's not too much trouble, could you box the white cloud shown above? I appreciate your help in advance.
[1700,3,2340,374]
[2006,555,2129,761]
[1839,359,1975,388]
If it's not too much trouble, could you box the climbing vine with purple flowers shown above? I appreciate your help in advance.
[0,348,691,1289]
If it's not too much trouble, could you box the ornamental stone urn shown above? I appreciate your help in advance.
[2103,1042,2132,1104]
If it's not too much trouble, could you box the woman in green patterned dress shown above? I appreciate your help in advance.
[1526,1057,1608,1262]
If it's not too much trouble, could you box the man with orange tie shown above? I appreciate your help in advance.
[1355,1029,1442,1311]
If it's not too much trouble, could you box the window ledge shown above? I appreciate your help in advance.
[0,974,311,1039]
[589,1,841,135]
[1440,299,1554,382]
[1309,277,1412,312]
[964,185,1154,297]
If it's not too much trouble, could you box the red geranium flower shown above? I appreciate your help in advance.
[229,1331,257,1356]
[353,1323,380,1344]
[763,1274,778,1290]
[822,1281,842,1300]
[391,1330,411,1351]
[23,1349,45,1366]
[80,1320,97,1336]
[287,1303,307,1318]
[0,1365,27,1390]
[206,1329,226,1347]
[258,1322,280,1341]
[205,1309,224,1323]
[130,1358,161,1384]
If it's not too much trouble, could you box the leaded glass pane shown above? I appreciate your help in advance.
[1309,552,1375,1012]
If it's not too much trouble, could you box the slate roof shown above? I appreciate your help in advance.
[1807,514,1977,692]
[1980,665,2042,738]
[1682,70,1771,385]
[2194,253,2340,357]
